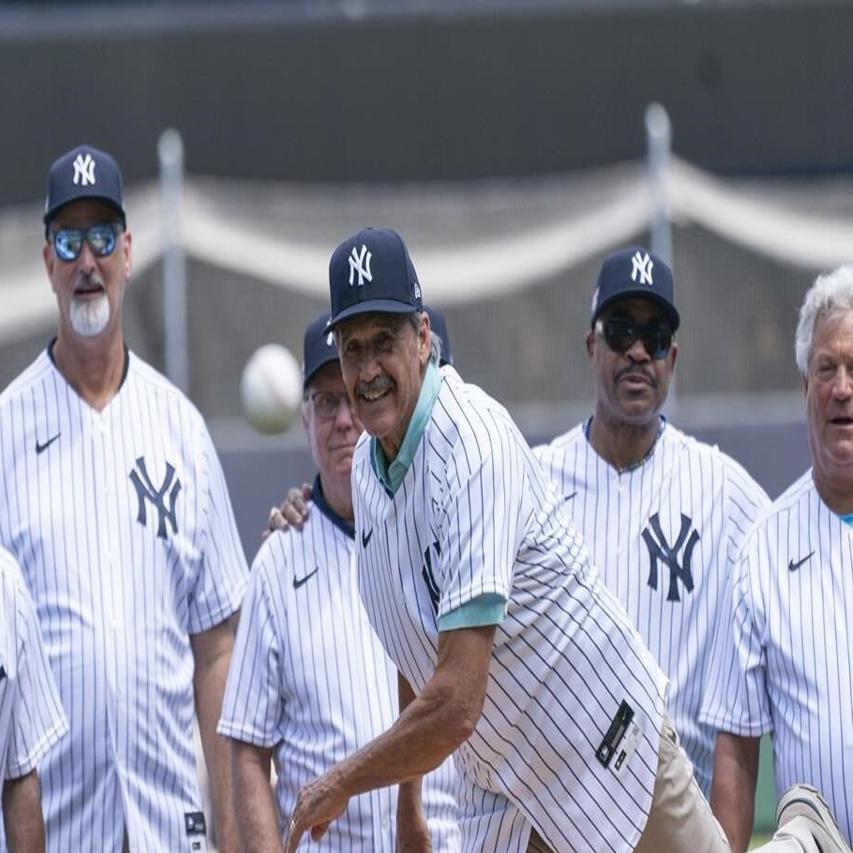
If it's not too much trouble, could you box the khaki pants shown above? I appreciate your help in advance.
[635,716,823,853]
[526,828,554,852]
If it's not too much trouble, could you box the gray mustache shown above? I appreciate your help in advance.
[357,376,394,397]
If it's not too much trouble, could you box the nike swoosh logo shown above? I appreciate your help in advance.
[36,433,61,454]
[788,551,815,572]
[362,529,373,548]
[564,491,577,502]
[293,567,319,589]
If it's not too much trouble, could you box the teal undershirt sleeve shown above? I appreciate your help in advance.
[437,593,506,631]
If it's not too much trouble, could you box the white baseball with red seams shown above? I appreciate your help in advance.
[240,343,302,435]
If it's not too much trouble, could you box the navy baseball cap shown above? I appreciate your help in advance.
[43,144,126,232]
[302,312,340,390]
[424,305,453,366]
[591,248,680,331]
[327,227,422,330]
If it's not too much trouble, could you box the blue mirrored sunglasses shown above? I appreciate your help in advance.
[51,222,123,262]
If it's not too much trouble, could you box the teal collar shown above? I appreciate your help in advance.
[372,361,442,495]
[840,512,853,527]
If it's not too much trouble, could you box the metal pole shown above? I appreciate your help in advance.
[159,128,188,392]
[645,102,672,267]
[645,103,677,414]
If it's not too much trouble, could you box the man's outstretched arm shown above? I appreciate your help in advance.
[284,625,496,852]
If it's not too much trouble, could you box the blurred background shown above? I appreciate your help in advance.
[2,1,852,837]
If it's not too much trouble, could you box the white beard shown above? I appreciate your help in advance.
[70,292,110,337]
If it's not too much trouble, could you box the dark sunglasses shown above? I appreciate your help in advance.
[51,222,123,262]
[596,316,674,360]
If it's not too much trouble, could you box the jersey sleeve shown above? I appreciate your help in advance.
[6,576,68,779]
[434,427,525,622]
[217,548,283,748]
[699,540,773,737]
[188,424,249,634]
[724,458,770,566]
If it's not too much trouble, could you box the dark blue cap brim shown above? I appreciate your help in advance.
[327,298,420,331]
[592,290,680,332]
[44,196,126,227]
[303,352,341,390]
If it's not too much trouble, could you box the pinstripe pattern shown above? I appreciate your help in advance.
[218,485,460,851]
[701,469,853,844]
[535,421,769,793]
[352,366,668,853]
[0,548,68,849]
[0,348,249,853]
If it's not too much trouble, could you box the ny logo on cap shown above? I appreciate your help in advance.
[72,153,96,187]
[631,251,654,286]
[348,244,373,287]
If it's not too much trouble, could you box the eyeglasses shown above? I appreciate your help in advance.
[308,390,351,421]
[596,316,674,360]
[51,222,123,262]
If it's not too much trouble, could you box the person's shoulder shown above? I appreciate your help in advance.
[0,349,53,410]
[765,470,814,519]
[666,424,768,493]
[533,422,586,460]
[739,470,813,553]
[433,366,521,457]
[127,352,207,426]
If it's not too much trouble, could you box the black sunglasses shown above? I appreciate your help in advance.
[596,316,674,360]
[51,222,123,262]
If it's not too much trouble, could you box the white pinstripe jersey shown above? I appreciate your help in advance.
[218,479,460,852]
[535,421,769,793]
[0,548,68,850]
[701,469,853,843]
[0,347,249,853]
[352,366,668,853]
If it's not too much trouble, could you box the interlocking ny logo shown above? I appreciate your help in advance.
[72,153,96,187]
[642,513,698,602]
[348,244,373,287]
[129,456,182,540]
[631,251,654,285]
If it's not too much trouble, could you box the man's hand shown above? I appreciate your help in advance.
[262,483,312,540]
[284,770,350,853]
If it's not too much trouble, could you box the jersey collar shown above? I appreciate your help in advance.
[47,337,131,392]
[311,474,355,539]
[583,414,667,474]
[371,360,442,496]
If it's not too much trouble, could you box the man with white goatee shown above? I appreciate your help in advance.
[0,145,248,853]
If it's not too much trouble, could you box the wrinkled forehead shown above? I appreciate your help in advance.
[336,311,412,342]
[811,307,853,352]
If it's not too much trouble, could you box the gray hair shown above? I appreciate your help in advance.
[795,265,853,376]
[404,312,442,364]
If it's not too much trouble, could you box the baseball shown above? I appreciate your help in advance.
[240,343,303,435]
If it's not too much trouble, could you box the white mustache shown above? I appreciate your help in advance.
[357,376,394,397]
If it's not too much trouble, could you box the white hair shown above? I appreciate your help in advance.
[795,265,853,376]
